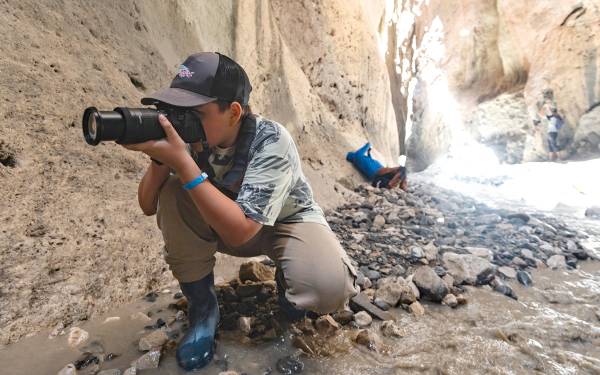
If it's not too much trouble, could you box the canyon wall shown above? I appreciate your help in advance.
[0,0,400,344]
[386,0,600,169]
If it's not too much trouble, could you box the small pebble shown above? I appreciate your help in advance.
[144,292,159,302]
[276,355,304,374]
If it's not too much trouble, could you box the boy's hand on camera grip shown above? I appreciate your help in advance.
[121,115,191,171]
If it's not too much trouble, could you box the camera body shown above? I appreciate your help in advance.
[82,106,205,146]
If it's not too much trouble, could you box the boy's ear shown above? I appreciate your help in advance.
[230,101,242,120]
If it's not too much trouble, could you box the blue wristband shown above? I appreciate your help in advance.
[182,172,209,190]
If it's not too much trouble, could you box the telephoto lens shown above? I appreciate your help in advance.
[82,106,205,146]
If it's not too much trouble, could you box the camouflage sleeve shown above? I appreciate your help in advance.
[236,139,294,226]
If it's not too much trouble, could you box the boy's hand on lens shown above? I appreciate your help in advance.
[121,115,191,170]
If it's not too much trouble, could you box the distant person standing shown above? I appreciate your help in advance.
[534,89,564,161]
[545,106,564,161]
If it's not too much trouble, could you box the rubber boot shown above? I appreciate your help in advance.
[346,143,383,181]
[176,273,220,371]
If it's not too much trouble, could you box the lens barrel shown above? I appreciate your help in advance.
[82,107,130,145]
[82,107,164,146]
[82,106,205,146]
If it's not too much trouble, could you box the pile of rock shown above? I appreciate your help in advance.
[327,182,595,304]
[215,261,282,341]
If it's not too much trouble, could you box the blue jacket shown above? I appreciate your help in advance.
[346,143,383,181]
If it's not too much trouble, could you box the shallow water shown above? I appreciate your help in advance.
[1,258,599,375]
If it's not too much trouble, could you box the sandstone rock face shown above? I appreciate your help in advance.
[387,0,600,169]
[0,0,400,344]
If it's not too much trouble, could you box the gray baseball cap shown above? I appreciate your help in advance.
[141,52,252,107]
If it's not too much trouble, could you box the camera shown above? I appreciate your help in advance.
[82,105,205,146]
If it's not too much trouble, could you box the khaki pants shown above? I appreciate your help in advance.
[157,176,358,314]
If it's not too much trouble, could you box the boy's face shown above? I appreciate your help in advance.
[190,102,234,149]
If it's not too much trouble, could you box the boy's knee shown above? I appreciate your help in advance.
[283,259,357,314]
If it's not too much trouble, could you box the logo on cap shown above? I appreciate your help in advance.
[177,64,194,79]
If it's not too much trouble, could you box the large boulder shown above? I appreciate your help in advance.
[442,252,495,285]
[374,277,417,306]
[411,266,448,302]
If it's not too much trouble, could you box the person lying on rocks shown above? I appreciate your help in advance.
[121,52,359,372]
[346,142,408,189]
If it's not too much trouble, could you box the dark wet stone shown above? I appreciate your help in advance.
[410,246,424,260]
[257,287,272,303]
[413,266,449,302]
[373,298,391,311]
[220,285,240,303]
[433,266,447,277]
[144,292,158,302]
[492,280,518,300]
[74,353,99,370]
[221,312,241,330]
[237,283,262,298]
[366,270,381,281]
[238,298,259,315]
[332,310,354,325]
[516,270,533,287]
[168,298,188,311]
[276,355,304,374]
[507,213,530,224]
[572,250,589,260]
[155,318,166,328]
[173,292,183,299]
[566,257,578,269]
[350,292,394,321]
[355,272,368,289]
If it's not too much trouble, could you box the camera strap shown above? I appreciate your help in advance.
[193,114,257,199]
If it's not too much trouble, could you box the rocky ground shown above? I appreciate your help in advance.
[52,181,600,374]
